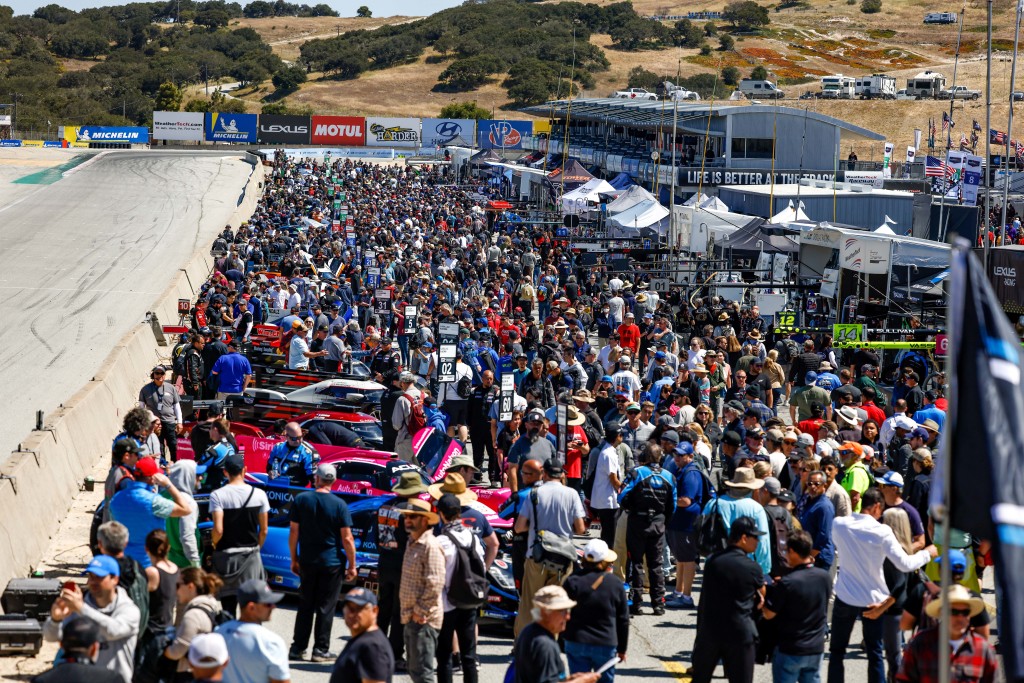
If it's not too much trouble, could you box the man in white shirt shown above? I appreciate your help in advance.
[589,425,623,548]
[611,356,641,403]
[829,487,937,683]
[288,321,326,370]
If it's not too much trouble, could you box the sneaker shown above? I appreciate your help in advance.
[665,594,695,609]
[288,649,307,661]
[629,603,643,616]
[311,650,336,663]
[653,605,666,616]
[452,652,463,672]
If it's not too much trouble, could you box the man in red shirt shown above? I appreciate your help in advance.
[617,312,641,358]
[860,387,887,427]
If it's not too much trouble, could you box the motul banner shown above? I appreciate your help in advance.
[257,115,310,144]
[310,116,365,145]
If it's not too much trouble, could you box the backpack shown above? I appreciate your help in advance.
[537,285,548,302]
[456,375,473,399]
[695,498,729,557]
[405,392,427,434]
[171,343,188,377]
[443,530,488,609]
[186,602,235,629]
[765,505,791,576]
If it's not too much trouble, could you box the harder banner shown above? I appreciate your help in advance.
[205,112,257,143]
[257,114,310,144]
[421,118,475,148]
[310,116,364,145]
[365,117,420,147]
[153,111,204,141]
[77,126,149,144]
[478,119,533,150]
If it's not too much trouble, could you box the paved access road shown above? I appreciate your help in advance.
[263,554,881,683]
[0,150,254,463]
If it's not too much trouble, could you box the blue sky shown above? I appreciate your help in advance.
[4,0,463,17]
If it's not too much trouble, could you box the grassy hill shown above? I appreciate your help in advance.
[230,0,1024,153]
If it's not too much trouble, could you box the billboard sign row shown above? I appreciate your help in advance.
[148,113,533,148]
[78,126,149,144]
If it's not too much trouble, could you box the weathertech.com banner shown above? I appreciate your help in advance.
[257,115,311,144]
[365,117,420,147]
[153,112,204,141]
[310,116,365,145]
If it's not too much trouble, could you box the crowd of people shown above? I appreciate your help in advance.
[32,151,997,683]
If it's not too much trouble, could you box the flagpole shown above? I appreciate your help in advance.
[985,0,993,266]
[938,10,965,243]
[1001,0,1022,243]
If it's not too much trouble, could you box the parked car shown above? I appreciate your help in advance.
[611,88,658,100]
[941,85,981,100]
[738,79,785,99]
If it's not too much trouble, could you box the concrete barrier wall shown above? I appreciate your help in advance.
[0,158,266,597]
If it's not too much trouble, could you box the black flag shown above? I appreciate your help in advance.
[938,238,1024,681]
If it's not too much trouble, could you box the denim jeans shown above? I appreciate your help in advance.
[566,641,618,683]
[772,649,822,683]
[828,598,885,683]
[404,621,439,683]
[881,614,903,683]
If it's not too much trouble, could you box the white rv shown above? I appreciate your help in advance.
[906,71,946,99]
[855,74,897,99]
[820,75,855,99]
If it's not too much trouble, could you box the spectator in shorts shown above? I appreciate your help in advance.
[666,441,707,609]
[210,454,269,617]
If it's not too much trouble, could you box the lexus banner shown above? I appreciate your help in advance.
[257,114,311,144]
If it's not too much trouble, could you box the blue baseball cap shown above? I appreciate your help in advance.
[805,371,818,384]
[934,549,968,573]
[674,441,695,456]
[601,375,613,382]
[83,555,120,578]
[654,351,667,360]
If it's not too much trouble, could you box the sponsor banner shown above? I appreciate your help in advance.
[421,118,475,148]
[77,126,149,144]
[43,140,65,148]
[845,170,883,188]
[257,114,311,144]
[153,111,204,141]
[962,153,982,206]
[478,119,533,149]
[0,139,21,147]
[989,248,1021,311]
[365,117,420,147]
[684,169,838,186]
[841,235,890,275]
[310,115,364,145]
[21,140,43,147]
[205,112,257,143]
[906,146,916,163]
[0,115,10,126]
[260,147,393,159]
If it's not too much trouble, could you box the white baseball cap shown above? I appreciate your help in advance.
[582,538,618,563]
[188,633,229,668]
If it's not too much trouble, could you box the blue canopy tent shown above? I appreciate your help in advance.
[609,173,634,190]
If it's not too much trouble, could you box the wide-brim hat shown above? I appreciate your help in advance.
[692,364,709,374]
[566,405,586,426]
[392,471,428,496]
[725,466,765,490]
[533,585,577,610]
[573,390,595,403]
[428,472,478,504]
[924,584,986,619]
[837,405,862,426]
[399,498,440,525]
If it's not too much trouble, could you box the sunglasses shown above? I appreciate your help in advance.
[950,608,972,617]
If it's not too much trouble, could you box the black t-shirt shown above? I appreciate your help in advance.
[32,662,123,683]
[288,490,353,567]
[764,563,832,655]
[329,628,394,683]
[903,582,990,630]
[696,546,764,643]
[515,622,565,683]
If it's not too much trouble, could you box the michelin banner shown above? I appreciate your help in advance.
[365,117,420,147]
[77,126,149,144]
[421,118,475,148]
[205,112,257,143]
[153,111,204,141]
[478,120,533,150]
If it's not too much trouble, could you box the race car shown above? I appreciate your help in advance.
[298,410,384,450]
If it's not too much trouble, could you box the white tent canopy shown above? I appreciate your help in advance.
[560,177,616,214]
[699,195,729,211]
[769,200,811,224]
[608,200,671,237]
[874,215,897,234]
[607,185,657,214]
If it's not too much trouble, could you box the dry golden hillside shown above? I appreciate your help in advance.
[231,0,1024,148]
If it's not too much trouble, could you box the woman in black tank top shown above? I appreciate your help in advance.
[145,529,179,634]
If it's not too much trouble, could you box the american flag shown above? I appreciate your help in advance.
[925,155,957,178]
[942,112,954,131]
[992,129,1006,145]
[960,133,971,151]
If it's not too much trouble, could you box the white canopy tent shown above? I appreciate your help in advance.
[608,200,671,237]
[607,185,657,214]
[560,177,616,215]
[874,216,898,234]
[769,200,811,224]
